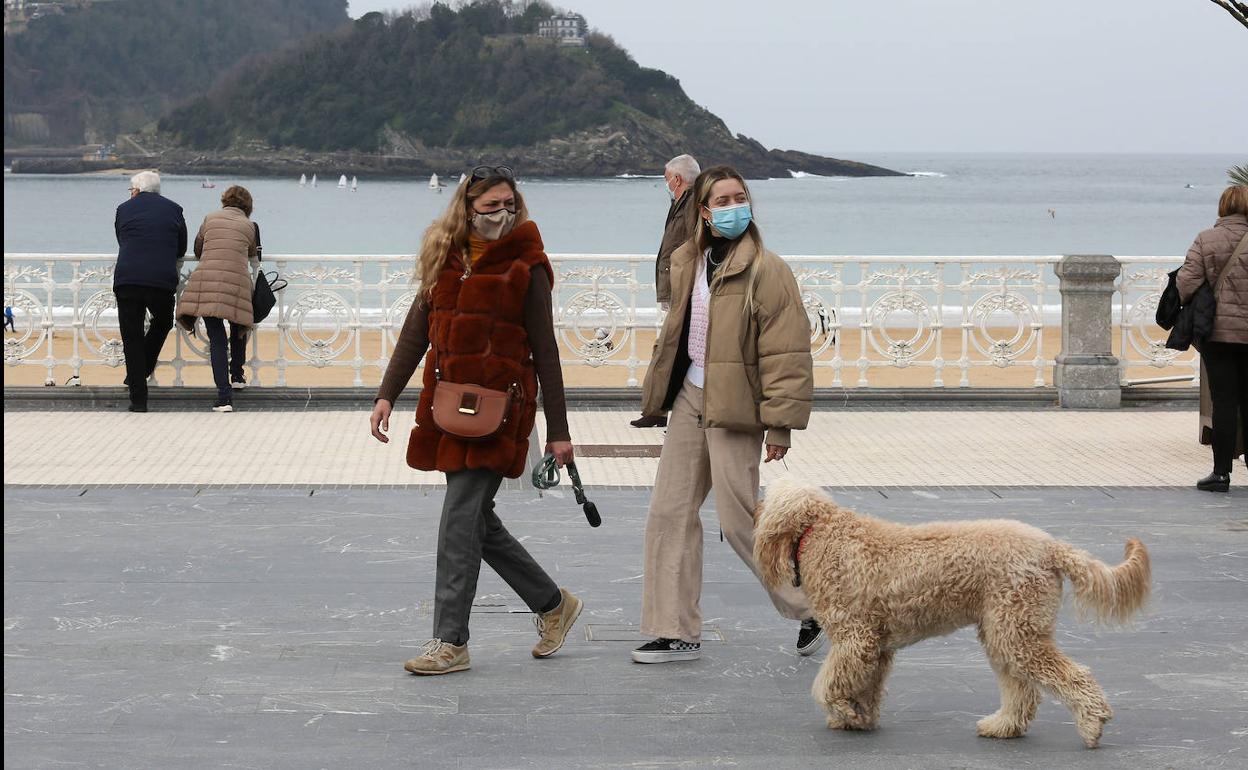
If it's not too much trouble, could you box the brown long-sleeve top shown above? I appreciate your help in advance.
[376,267,571,443]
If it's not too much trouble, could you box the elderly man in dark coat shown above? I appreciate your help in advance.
[113,171,187,412]
[631,154,700,429]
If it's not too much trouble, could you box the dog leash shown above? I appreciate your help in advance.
[531,453,601,527]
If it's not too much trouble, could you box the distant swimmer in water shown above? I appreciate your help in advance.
[1047,208,1056,219]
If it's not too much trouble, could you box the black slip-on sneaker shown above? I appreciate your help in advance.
[631,638,700,663]
[797,619,826,656]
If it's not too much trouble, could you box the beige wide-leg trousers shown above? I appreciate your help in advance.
[641,383,810,643]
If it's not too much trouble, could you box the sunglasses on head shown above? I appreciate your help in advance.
[470,164,515,182]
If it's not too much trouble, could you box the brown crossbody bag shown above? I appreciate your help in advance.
[426,345,520,441]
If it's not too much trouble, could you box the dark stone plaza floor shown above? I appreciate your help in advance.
[4,485,1246,769]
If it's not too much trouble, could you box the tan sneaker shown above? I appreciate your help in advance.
[531,588,583,658]
[404,639,470,675]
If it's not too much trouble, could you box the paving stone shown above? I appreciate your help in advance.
[2,408,1233,486]
[4,480,1245,767]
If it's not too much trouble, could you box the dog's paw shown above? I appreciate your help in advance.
[1078,714,1111,749]
[829,700,875,731]
[976,713,1027,739]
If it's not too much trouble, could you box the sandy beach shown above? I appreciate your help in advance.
[3,325,1196,391]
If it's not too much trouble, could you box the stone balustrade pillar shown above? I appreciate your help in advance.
[1054,254,1121,408]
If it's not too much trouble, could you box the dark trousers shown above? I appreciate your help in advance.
[202,317,247,402]
[433,468,560,645]
[1203,341,1248,474]
[114,285,174,405]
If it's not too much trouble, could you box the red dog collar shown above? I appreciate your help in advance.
[791,525,814,587]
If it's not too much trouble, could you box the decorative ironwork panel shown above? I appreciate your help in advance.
[1,252,1185,390]
[1116,258,1194,386]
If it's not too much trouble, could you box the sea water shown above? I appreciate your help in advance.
[3,153,1238,257]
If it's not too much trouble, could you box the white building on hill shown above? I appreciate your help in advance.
[538,12,587,47]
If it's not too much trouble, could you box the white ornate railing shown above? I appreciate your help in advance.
[2,252,1190,389]
[1115,256,1198,386]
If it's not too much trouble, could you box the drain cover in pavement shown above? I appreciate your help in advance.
[576,445,663,458]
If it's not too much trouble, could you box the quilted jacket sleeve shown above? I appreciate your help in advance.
[1176,233,1207,303]
[754,256,814,447]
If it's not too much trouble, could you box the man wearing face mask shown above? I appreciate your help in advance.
[631,154,700,429]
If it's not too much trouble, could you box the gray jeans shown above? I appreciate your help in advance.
[433,468,560,644]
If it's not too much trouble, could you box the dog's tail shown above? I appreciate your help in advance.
[1053,538,1151,624]
[754,477,827,592]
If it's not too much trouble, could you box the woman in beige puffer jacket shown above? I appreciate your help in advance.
[632,165,821,665]
[177,185,258,412]
[1177,185,1248,492]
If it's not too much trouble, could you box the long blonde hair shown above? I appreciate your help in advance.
[692,165,765,313]
[416,174,529,300]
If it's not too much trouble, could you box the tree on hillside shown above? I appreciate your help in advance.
[1204,0,1248,29]
[157,0,694,153]
[3,0,349,145]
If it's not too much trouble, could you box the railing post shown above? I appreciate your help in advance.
[1054,254,1121,408]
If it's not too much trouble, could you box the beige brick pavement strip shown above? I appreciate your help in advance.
[2,408,1217,487]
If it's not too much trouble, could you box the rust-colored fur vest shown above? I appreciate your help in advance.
[408,220,551,478]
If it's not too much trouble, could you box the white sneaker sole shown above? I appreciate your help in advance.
[797,629,827,657]
[404,661,470,675]
[212,405,234,413]
[631,649,701,664]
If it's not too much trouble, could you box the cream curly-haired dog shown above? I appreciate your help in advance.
[754,479,1150,749]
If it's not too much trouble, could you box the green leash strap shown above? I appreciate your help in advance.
[531,453,601,527]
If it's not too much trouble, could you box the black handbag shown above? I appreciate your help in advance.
[1157,272,1210,352]
[1158,235,1246,352]
[252,270,287,324]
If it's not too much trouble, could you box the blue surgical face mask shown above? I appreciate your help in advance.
[708,202,752,239]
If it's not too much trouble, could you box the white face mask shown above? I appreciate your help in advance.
[665,177,678,201]
[472,208,516,241]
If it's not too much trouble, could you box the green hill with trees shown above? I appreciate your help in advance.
[3,0,349,147]
[154,2,899,178]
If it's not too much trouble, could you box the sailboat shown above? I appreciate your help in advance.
[429,173,440,190]
[310,174,318,187]
[338,174,348,188]
[299,173,307,186]
[201,178,215,189]
[458,172,467,185]
[350,176,358,192]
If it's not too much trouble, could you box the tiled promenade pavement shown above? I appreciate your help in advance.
[4,407,1247,768]
[0,408,1228,486]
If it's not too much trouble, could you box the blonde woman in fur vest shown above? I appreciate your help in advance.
[369,165,582,675]
[631,165,822,663]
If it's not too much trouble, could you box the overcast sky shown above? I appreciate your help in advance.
[346,0,1247,155]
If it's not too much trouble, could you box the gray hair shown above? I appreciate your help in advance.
[130,170,161,194]
[664,154,700,183]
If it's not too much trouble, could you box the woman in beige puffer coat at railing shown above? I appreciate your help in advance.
[1177,184,1248,492]
[176,185,258,413]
